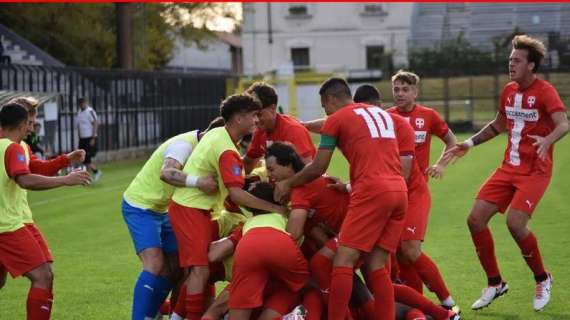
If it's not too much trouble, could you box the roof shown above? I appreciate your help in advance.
[215,31,241,48]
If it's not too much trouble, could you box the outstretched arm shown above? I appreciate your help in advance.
[529,111,569,159]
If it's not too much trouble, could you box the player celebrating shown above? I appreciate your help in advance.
[242,82,315,174]
[122,117,223,320]
[169,94,286,320]
[0,103,90,320]
[275,78,408,320]
[444,35,568,311]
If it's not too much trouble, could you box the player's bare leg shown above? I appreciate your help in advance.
[506,209,551,311]
[229,308,252,320]
[467,200,508,310]
[203,287,229,320]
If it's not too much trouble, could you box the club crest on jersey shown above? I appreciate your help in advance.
[17,153,26,162]
[415,118,425,129]
[527,96,536,107]
[232,165,241,176]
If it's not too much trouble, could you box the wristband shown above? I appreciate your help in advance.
[185,175,199,187]
[465,138,475,148]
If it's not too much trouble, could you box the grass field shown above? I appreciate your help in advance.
[1,134,570,319]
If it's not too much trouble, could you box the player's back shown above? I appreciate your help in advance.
[321,103,406,193]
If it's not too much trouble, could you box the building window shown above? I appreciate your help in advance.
[366,46,384,70]
[361,4,387,16]
[291,48,310,70]
[287,4,311,19]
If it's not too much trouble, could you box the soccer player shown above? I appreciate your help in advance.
[381,77,459,310]
[121,116,224,320]
[443,35,568,311]
[0,103,90,320]
[387,70,457,180]
[169,93,286,320]
[0,97,86,291]
[228,182,310,320]
[242,82,315,174]
[275,78,408,320]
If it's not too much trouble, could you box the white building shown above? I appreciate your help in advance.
[241,3,413,76]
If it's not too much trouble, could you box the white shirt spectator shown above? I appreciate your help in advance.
[77,106,98,138]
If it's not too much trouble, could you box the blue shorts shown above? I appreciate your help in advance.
[122,199,178,255]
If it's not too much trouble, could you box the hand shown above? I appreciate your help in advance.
[89,137,96,147]
[528,135,551,160]
[441,142,471,164]
[326,176,349,193]
[66,149,86,164]
[197,176,218,194]
[274,179,292,203]
[426,164,445,180]
[64,170,91,186]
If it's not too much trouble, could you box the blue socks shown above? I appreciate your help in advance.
[132,270,173,320]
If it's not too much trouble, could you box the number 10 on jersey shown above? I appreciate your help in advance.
[353,107,396,139]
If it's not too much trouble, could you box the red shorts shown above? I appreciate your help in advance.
[339,191,407,254]
[324,238,364,269]
[168,202,215,267]
[477,168,551,215]
[229,228,309,309]
[401,186,431,241]
[0,226,49,277]
[25,223,53,262]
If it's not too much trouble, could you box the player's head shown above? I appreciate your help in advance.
[246,82,278,132]
[319,77,353,116]
[510,35,546,82]
[78,97,89,110]
[391,70,419,109]
[244,182,279,215]
[8,96,40,135]
[220,93,262,137]
[354,84,382,107]
[0,103,30,140]
[204,116,225,132]
[265,142,305,182]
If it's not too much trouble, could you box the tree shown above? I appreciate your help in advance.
[0,3,238,70]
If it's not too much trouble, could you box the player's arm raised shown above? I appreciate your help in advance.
[443,111,507,164]
[529,111,569,159]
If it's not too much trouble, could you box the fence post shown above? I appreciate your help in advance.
[443,74,450,123]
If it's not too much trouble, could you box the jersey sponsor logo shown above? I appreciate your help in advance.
[16,153,26,162]
[415,131,427,143]
[232,165,241,176]
[505,107,539,122]
[415,118,425,129]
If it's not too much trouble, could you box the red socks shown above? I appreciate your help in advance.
[516,232,547,282]
[27,287,53,320]
[310,253,333,303]
[173,284,187,317]
[368,268,394,320]
[328,266,353,320]
[394,284,449,320]
[471,228,502,285]
[185,293,205,320]
[399,261,423,293]
[303,287,323,320]
[413,253,451,301]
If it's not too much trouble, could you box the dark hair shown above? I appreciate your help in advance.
[318,77,352,99]
[205,116,225,132]
[265,142,305,173]
[512,35,546,72]
[0,103,29,130]
[244,182,279,215]
[354,84,381,104]
[220,94,262,122]
[246,82,278,108]
[77,97,87,104]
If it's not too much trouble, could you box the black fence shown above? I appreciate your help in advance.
[0,65,230,155]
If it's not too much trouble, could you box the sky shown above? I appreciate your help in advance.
[202,2,242,32]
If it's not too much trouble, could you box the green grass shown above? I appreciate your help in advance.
[1,135,570,319]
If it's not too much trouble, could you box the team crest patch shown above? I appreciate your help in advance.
[232,165,241,176]
[17,153,26,162]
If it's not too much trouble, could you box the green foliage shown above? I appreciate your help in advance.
[0,3,237,70]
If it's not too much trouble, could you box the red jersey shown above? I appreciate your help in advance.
[247,114,316,160]
[320,103,406,193]
[392,114,428,194]
[4,143,30,178]
[499,79,566,176]
[290,176,349,234]
[387,104,449,177]
[25,143,70,176]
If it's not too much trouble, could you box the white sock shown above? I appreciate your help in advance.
[442,296,455,307]
[169,313,184,320]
